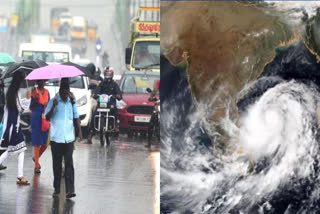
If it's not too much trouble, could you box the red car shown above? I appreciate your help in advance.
[117,71,160,137]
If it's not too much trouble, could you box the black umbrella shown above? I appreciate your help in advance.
[2,60,48,79]
[62,61,95,79]
[1,60,48,89]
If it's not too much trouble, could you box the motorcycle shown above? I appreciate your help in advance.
[94,94,116,146]
[146,88,160,144]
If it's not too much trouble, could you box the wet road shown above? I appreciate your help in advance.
[0,135,159,214]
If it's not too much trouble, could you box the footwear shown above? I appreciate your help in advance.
[16,177,30,185]
[52,192,60,198]
[83,139,92,144]
[34,168,41,174]
[66,192,76,199]
[0,164,7,170]
[32,157,41,169]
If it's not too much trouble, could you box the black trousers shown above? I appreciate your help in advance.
[51,141,74,194]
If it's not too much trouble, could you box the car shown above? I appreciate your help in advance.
[117,71,160,137]
[18,43,93,136]
[45,76,92,136]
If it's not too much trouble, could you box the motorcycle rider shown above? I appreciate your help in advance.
[84,67,122,144]
[147,80,160,148]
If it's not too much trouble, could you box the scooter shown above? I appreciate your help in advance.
[94,94,116,146]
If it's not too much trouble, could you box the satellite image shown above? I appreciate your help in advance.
[161,1,320,213]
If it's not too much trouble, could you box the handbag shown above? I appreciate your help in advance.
[41,106,50,132]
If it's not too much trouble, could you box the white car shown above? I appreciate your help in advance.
[18,43,93,129]
[45,76,92,129]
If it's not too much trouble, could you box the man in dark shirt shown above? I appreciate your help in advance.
[84,68,122,144]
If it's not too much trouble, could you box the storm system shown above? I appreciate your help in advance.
[161,2,320,214]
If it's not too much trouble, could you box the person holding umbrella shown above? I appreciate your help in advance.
[30,80,50,174]
[0,71,32,185]
[0,60,47,172]
[45,78,82,198]
[26,64,84,197]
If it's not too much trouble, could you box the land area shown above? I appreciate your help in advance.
[160,1,295,138]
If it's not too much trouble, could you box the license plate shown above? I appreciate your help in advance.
[97,108,110,112]
[134,116,151,123]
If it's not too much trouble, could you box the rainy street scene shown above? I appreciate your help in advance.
[0,0,160,213]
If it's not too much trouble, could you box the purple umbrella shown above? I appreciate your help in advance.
[25,64,84,80]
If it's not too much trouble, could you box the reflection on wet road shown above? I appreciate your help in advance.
[0,135,159,214]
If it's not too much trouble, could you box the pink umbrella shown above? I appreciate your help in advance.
[25,64,84,80]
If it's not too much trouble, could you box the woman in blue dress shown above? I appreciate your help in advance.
[30,80,50,173]
[0,71,31,185]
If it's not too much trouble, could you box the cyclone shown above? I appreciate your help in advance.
[162,80,320,213]
[161,1,320,213]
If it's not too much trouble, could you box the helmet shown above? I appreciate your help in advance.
[103,66,109,73]
[104,66,114,80]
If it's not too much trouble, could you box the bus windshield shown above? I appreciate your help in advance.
[22,51,69,63]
